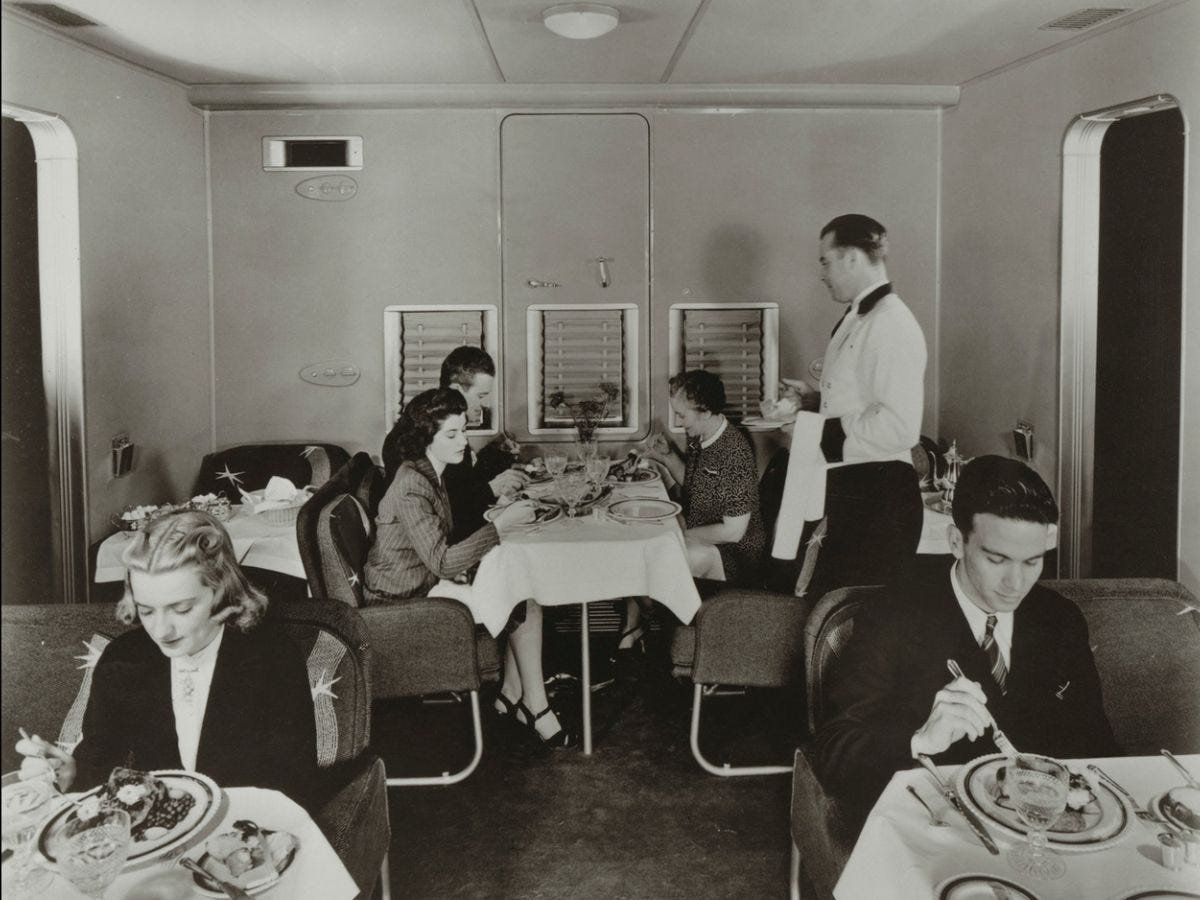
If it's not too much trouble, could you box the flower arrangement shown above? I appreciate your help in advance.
[547,382,621,443]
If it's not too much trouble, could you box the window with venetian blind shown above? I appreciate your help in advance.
[668,303,779,427]
[382,305,499,433]
[527,304,639,435]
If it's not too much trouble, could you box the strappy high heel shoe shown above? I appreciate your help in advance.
[494,691,527,724]
[614,624,646,656]
[517,701,579,749]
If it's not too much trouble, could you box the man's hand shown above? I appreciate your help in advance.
[910,675,991,758]
[780,377,820,412]
[489,469,529,499]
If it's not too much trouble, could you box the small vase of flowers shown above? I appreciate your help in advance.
[547,382,621,452]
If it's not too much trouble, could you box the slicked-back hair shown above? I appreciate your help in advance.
[820,214,888,263]
[439,345,495,391]
[383,388,468,477]
[951,455,1059,538]
[668,369,726,415]
[117,510,267,630]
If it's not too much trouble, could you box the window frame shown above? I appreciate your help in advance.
[667,302,780,433]
[383,304,501,436]
[526,302,640,438]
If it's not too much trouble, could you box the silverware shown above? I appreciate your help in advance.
[946,659,1018,758]
[988,881,1016,900]
[906,784,948,827]
[1086,763,1175,829]
[179,857,252,900]
[1162,750,1200,789]
[916,754,999,854]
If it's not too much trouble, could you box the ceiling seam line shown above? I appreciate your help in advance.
[659,0,712,84]
[464,0,507,83]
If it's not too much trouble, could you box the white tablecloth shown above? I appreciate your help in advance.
[6,786,357,899]
[95,507,305,583]
[469,481,703,636]
[835,754,1200,900]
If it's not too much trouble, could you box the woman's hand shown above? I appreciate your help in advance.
[489,469,529,499]
[492,499,537,534]
[16,732,76,792]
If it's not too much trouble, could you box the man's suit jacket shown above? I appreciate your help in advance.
[74,624,321,811]
[364,457,499,601]
[443,446,497,544]
[813,570,1119,816]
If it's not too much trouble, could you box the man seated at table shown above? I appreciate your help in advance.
[383,346,527,541]
[812,455,1119,825]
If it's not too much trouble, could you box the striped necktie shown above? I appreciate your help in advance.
[981,615,1008,694]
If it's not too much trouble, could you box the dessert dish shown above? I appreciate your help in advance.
[75,768,196,842]
[198,820,298,889]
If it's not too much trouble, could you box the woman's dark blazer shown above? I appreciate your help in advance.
[73,623,319,811]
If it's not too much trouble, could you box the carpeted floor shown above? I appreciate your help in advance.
[373,629,804,900]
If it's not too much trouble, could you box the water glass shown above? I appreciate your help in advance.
[585,456,612,486]
[545,453,569,478]
[1,772,58,896]
[1007,754,1068,880]
[59,807,132,898]
[560,472,590,517]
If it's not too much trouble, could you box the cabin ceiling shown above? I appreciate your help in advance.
[4,0,1170,88]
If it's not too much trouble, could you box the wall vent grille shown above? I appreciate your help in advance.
[1039,7,1130,30]
[9,2,98,26]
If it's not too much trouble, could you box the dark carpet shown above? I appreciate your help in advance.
[373,630,802,900]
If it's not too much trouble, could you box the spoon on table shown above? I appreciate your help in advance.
[906,785,947,827]
[945,660,1018,758]
[179,858,252,900]
[1162,750,1200,789]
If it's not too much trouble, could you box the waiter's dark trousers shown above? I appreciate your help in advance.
[767,461,922,598]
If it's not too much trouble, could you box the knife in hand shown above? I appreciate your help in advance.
[917,754,1000,854]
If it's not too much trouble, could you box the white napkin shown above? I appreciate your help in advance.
[252,476,305,513]
[771,411,827,560]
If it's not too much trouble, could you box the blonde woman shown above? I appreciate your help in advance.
[15,511,320,809]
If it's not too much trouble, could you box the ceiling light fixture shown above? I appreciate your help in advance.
[542,3,619,40]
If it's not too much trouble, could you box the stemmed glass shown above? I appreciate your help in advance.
[59,807,132,898]
[1007,754,1069,880]
[544,452,569,479]
[585,456,612,488]
[559,471,590,517]
[1,772,59,897]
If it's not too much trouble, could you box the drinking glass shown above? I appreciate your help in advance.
[575,439,598,464]
[1,772,58,897]
[1007,754,1069,880]
[585,456,612,487]
[59,807,132,898]
[545,452,569,478]
[560,472,590,517]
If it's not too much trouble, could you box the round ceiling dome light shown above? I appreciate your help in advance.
[542,3,619,40]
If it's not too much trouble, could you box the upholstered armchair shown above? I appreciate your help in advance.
[1,601,390,899]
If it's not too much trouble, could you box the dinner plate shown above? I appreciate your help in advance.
[606,466,661,486]
[187,828,299,897]
[935,874,1039,900]
[38,770,223,869]
[955,755,1134,851]
[484,502,564,527]
[606,497,682,522]
[1108,891,1200,900]
[739,416,792,428]
[1152,789,1200,832]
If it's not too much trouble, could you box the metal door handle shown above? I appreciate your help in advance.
[527,278,561,288]
[596,257,610,288]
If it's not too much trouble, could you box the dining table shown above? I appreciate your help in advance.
[835,753,1200,900]
[470,476,703,755]
[4,784,357,899]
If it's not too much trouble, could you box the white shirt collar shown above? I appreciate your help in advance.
[949,563,1013,668]
[172,624,225,673]
[849,278,891,315]
[700,416,728,449]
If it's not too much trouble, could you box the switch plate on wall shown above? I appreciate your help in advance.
[300,360,360,387]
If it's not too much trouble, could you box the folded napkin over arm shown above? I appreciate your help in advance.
[771,411,827,561]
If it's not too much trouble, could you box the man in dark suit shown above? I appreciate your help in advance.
[812,455,1119,822]
[383,346,527,542]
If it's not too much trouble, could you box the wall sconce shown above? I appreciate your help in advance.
[542,3,619,40]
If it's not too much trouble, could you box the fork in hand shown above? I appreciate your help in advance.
[945,659,1018,757]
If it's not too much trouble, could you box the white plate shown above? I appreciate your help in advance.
[38,770,223,869]
[607,498,682,522]
[1153,788,1200,833]
[935,874,1039,899]
[484,503,564,527]
[739,416,792,428]
[955,755,1134,851]
[606,466,662,486]
[1108,892,1200,900]
[186,828,299,897]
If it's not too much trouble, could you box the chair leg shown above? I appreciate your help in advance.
[386,690,485,787]
[688,683,792,777]
[789,837,801,900]
[380,851,392,900]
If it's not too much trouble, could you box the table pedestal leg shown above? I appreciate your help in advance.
[581,601,592,755]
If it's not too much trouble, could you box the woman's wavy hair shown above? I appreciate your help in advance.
[116,509,267,631]
[384,388,468,472]
[668,369,726,415]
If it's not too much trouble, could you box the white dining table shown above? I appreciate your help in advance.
[94,507,305,583]
[5,786,357,899]
[835,753,1200,900]
[471,478,703,755]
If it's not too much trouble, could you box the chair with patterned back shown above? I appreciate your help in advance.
[297,453,381,599]
[300,486,501,787]
[0,601,391,899]
[192,442,351,499]
[786,584,912,900]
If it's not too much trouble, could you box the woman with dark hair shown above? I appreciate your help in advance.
[365,388,577,747]
[618,370,766,651]
[15,510,320,808]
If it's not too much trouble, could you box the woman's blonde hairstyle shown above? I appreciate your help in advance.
[117,510,267,630]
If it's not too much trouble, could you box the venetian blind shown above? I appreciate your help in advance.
[397,309,485,418]
[541,308,626,427]
[682,308,765,421]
